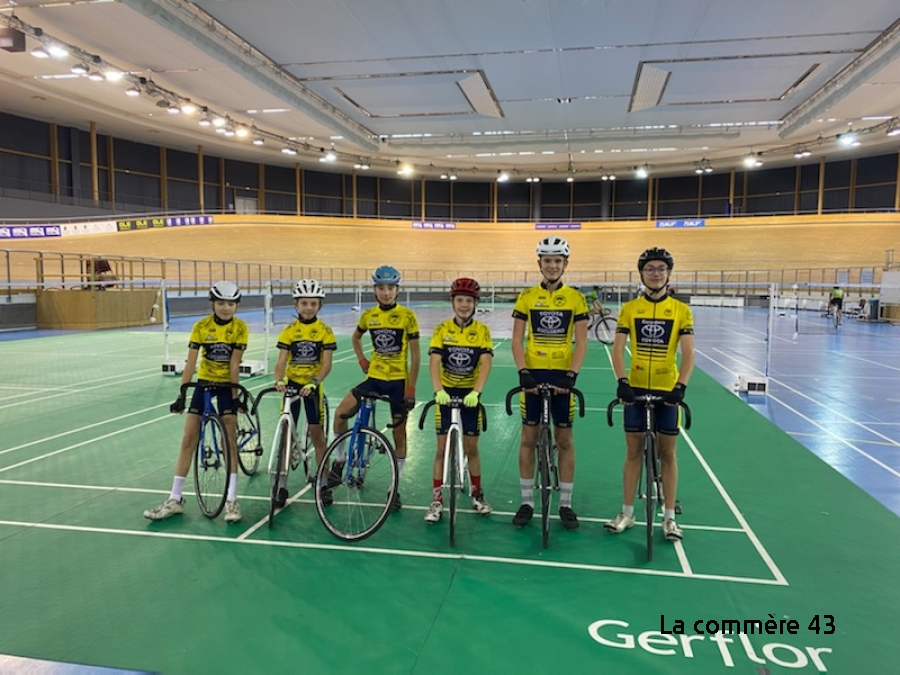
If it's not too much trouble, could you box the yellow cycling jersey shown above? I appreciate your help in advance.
[617,294,693,391]
[188,315,249,383]
[357,303,420,381]
[512,283,588,370]
[429,318,494,389]
[830,288,844,299]
[276,317,337,384]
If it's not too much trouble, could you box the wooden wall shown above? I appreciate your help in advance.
[4,213,898,277]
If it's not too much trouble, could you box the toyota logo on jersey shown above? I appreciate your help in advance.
[636,319,672,345]
[540,313,563,330]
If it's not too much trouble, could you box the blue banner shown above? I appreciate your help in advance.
[656,219,705,228]
[412,221,456,229]
[0,224,62,239]
[536,222,582,230]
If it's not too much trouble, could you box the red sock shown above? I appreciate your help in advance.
[471,475,482,493]
[432,479,442,502]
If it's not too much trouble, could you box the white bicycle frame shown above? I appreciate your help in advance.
[268,391,304,480]
[441,400,468,494]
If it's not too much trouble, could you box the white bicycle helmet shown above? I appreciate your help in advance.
[209,280,241,302]
[292,279,326,298]
[536,236,570,257]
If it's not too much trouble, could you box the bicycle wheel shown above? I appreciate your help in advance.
[643,432,657,561]
[194,415,230,518]
[315,427,397,541]
[594,316,616,344]
[447,427,461,546]
[236,406,262,476]
[269,417,291,527]
[549,442,560,490]
[537,425,552,549]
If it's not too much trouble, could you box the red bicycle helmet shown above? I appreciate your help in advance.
[450,277,481,298]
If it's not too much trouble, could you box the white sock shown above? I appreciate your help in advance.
[664,508,676,522]
[623,504,634,518]
[333,436,348,463]
[559,481,574,508]
[227,473,238,502]
[396,457,405,482]
[520,478,533,506]
[170,476,185,501]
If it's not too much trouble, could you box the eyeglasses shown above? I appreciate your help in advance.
[642,266,669,274]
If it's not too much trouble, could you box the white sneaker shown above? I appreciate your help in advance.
[224,500,242,523]
[424,501,443,523]
[663,518,683,541]
[143,498,184,521]
[604,512,635,533]
[471,491,493,515]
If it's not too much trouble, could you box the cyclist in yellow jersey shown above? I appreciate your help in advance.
[144,281,248,524]
[425,278,494,523]
[329,265,420,512]
[828,286,844,324]
[605,248,695,542]
[511,236,588,531]
[272,279,336,505]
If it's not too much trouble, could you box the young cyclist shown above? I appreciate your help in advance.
[605,248,695,542]
[425,278,494,523]
[511,236,589,530]
[271,279,336,506]
[328,265,420,511]
[144,281,249,524]
[828,285,844,324]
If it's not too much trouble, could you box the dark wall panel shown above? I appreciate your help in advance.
[0,112,50,155]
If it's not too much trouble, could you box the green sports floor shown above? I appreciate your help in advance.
[0,313,897,674]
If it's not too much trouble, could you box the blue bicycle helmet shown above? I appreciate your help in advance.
[371,265,402,285]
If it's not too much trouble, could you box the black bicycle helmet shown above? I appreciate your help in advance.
[637,247,674,271]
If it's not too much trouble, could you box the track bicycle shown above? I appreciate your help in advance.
[252,384,331,527]
[606,395,691,561]
[506,383,585,549]
[587,309,617,344]
[417,396,488,546]
[235,398,263,476]
[314,389,400,542]
[178,381,253,519]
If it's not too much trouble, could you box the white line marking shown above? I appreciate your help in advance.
[765,391,900,479]
[0,519,786,586]
[680,429,788,585]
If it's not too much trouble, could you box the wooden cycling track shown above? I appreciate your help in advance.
[0,298,897,674]
[3,213,899,279]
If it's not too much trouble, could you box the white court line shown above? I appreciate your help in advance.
[766,391,900,480]
[0,369,160,408]
[0,478,752,535]
[839,352,900,373]
[769,377,900,449]
[0,518,785,586]
[680,429,788,585]
[0,417,169,475]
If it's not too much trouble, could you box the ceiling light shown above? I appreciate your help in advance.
[104,69,124,82]
[354,162,370,170]
[743,154,763,168]
[837,130,859,146]
[167,103,181,115]
[566,176,575,183]
[320,147,337,162]
[397,163,414,176]
[282,146,297,155]
[198,109,212,126]
[30,46,49,58]
[211,115,227,128]
[70,63,88,75]
[526,176,540,183]
[635,164,649,179]
[497,171,509,182]
[252,135,265,146]
[46,43,68,58]
[180,101,197,115]
[87,71,104,82]
[124,85,141,97]
[793,146,812,158]
[235,126,249,138]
